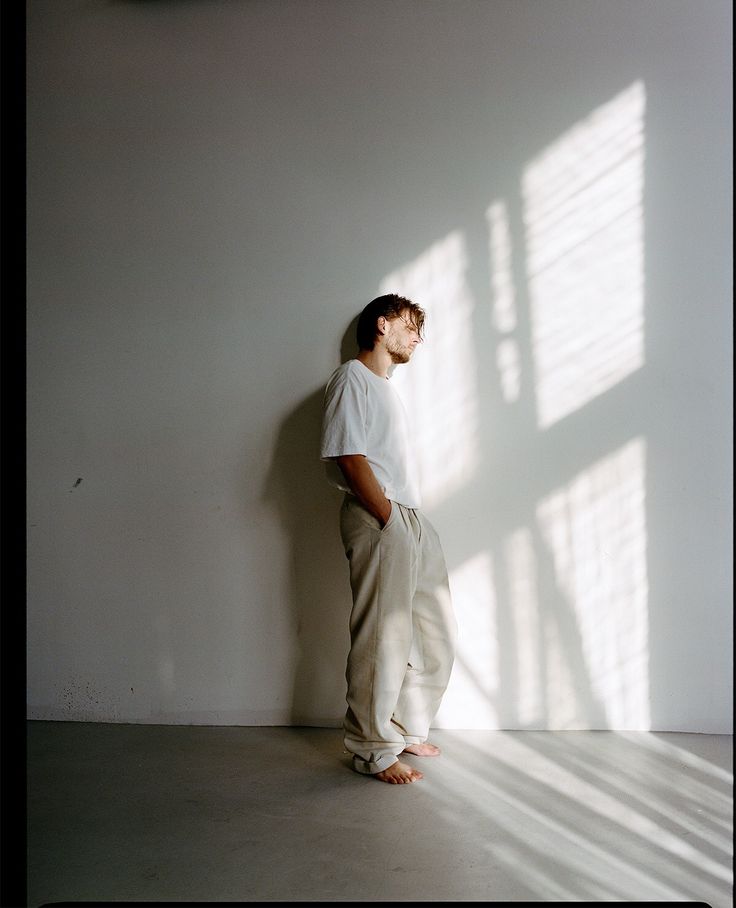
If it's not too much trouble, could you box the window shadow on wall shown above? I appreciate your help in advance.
[384,80,650,733]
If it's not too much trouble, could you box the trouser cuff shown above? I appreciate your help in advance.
[352,752,400,775]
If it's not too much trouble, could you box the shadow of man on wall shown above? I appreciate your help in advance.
[262,316,360,728]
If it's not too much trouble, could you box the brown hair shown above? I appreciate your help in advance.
[356,293,425,351]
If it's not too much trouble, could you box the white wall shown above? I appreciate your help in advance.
[26,0,732,732]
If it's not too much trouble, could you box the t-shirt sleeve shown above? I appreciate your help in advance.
[320,367,368,460]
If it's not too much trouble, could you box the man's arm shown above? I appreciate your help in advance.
[335,454,392,527]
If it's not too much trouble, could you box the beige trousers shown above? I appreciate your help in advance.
[339,494,457,774]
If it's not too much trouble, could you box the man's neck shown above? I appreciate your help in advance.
[356,349,392,379]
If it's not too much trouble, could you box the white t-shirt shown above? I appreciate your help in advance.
[320,359,421,509]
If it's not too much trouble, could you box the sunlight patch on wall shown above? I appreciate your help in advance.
[487,200,522,403]
[505,528,542,726]
[523,81,646,429]
[434,551,498,729]
[379,231,480,510]
[536,437,649,729]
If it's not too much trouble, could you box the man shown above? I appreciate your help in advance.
[320,293,457,784]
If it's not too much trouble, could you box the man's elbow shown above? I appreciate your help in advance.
[335,454,365,468]
[335,454,366,480]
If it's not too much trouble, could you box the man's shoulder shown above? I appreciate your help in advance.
[326,359,366,388]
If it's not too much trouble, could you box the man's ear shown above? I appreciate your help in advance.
[376,316,387,336]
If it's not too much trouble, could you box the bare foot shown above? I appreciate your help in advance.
[374,760,424,784]
[402,742,441,757]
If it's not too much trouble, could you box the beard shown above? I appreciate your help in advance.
[386,337,412,364]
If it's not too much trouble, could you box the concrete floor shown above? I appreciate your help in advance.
[26,721,732,906]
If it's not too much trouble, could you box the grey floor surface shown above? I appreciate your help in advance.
[26,721,732,906]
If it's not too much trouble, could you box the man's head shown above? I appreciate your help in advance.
[356,294,425,363]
